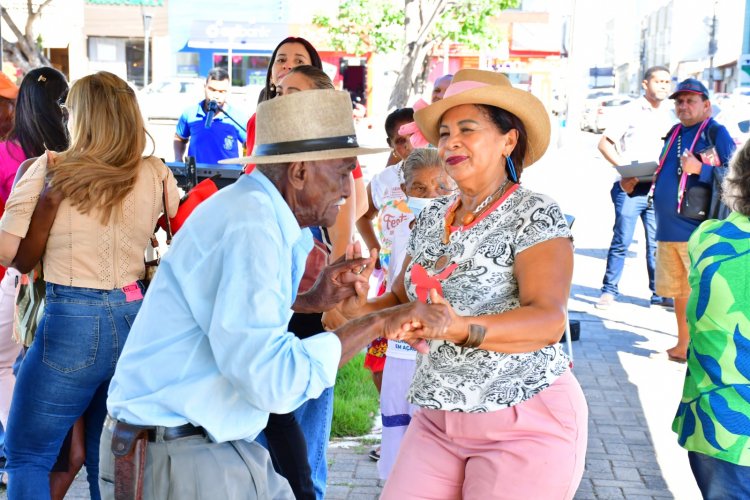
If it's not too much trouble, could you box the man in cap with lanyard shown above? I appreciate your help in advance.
[99,89,451,499]
[622,78,734,362]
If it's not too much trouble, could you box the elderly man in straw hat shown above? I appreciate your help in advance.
[98,90,451,499]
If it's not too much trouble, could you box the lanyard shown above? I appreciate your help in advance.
[647,118,710,209]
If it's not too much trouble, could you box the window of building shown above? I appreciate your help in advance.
[212,55,270,86]
[88,36,151,88]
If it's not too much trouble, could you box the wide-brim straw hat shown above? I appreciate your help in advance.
[414,69,550,167]
[221,89,389,165]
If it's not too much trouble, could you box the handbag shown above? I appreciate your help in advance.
[13,267,46,346]
[13,151,62,346]
[143,178,173,290]
[678,184,711,221]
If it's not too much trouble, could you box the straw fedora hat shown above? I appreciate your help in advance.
[414,69,550,167]
[222,89,388,165]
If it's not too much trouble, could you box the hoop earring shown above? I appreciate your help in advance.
[506,156,518,183]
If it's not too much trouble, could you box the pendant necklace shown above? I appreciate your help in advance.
[435,178,512,271]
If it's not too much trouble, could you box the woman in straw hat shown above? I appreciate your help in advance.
[340,69,587,499]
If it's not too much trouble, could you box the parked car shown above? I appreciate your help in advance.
[137,78,261,123]
[581,94,632,134]
[580,90,614,131]
[138,77,205,123]
[714,102,750,147]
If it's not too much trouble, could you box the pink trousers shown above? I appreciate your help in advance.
[381,370,588,500]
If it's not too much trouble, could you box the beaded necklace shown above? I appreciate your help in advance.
[435,179,513,271]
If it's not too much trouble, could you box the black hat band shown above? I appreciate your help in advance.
[254,135,359,156]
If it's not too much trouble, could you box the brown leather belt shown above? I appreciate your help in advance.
[110,417,206,500]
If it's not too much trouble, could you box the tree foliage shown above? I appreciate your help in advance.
[1,1,54,75]
[313,0,518,108]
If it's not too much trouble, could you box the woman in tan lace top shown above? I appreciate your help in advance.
[0,71,178,499]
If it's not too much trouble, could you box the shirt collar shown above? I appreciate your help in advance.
[194,100,231,119]
[248,169,311,249]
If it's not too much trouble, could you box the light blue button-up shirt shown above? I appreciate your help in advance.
[107,170,342,443]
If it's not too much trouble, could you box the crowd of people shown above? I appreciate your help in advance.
[0,32,744,500]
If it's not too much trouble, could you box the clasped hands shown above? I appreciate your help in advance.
[316,243,460,353]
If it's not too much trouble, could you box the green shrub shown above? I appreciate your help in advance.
[331,353,380,437]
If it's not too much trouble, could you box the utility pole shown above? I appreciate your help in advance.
[708,1,718,92]
[740,0,750,90]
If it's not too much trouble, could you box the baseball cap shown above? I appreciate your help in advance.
[669,78,709,100]
[0,72,18,100]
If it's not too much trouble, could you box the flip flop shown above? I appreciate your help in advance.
[667,354,687,363]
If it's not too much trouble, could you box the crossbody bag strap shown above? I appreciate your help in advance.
[161,177,173,245]
[647,124,681,205]
[675,118,711,210]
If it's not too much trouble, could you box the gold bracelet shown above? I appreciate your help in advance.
[456,324,486,349]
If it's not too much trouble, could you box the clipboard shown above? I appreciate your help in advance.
[614,161,658,181]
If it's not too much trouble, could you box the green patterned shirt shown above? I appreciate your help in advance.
[673,211,750,465]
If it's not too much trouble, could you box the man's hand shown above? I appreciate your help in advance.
[293,241,374,313]
[681,150,703,175]
[619,177,639,194]
[338,248,377,319]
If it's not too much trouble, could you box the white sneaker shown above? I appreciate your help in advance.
[595,293,615,310]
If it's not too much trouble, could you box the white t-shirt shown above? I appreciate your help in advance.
[404,185,572,412]
[602,96,677,182]
[370,163,408,287]
[385,214,417,359]
[371,163,417,360]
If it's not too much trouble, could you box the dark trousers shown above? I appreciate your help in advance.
[263,312,325,500]
[689,451,750,500]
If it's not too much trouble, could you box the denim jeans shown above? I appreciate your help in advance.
[689,451,750,500]
[294,386,334,500]
[602,182,657,296]
[5,282,143,500]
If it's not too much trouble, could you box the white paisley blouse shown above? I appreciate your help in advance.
[404,184,572,412]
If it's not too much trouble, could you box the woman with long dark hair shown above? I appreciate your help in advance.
[0,71,179,500]
[0,68,69,485]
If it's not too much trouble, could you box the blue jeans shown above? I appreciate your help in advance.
[5,283,143,500]
[294,386,334,500]
[602,182,657,296]
[689,451,750,499]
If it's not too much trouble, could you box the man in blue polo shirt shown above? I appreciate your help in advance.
[623,78,735,362]
[173,67,247,164]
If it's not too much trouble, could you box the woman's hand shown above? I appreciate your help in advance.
[381,299,452,347]
[427,289,468,344]
[321,306,349,331]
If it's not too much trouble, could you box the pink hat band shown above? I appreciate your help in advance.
[442,80,490,99]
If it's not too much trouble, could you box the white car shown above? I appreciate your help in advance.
[714,102,750,147]
[138,77,205,123]
[137,78,261,124]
